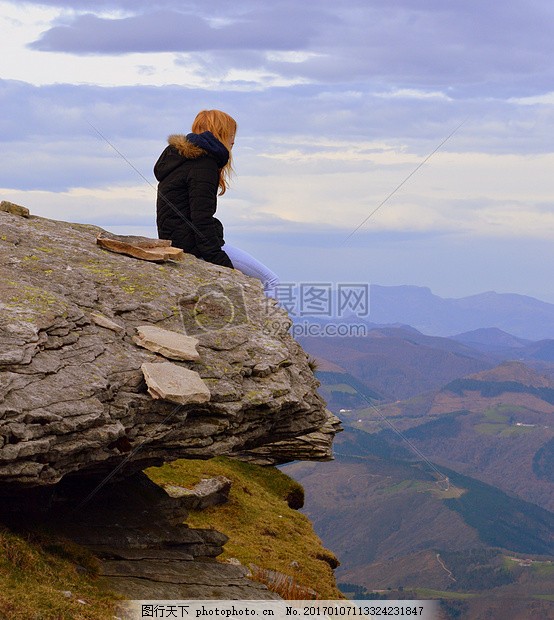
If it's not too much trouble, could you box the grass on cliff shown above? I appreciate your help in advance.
[146,457,343,600]
[0,527,122,620]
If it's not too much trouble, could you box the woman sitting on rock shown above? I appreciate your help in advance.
[154,109,279,294]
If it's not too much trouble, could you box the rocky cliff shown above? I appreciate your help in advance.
[0,205,341,604]
[0,207,340,489]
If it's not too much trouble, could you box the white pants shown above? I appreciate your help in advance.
[222,244,280,294]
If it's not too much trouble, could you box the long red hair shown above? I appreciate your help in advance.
[191,109,237,195]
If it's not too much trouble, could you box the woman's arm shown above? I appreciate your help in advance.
[187,159,234,268]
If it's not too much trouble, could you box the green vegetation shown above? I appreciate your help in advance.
[338,583,483,620]
[499,425,535,437]
[337,582,390,600]
[444,378,554,405]
[531,561,554,576]
[474,422,505,435]
[316,371,382,401]
[380,479,439,496]
[414,588,476,600]
[439,549,514,591]
[0,527,121,619]
[146,457,343,599]
[502,554,554,578]
[335,427,554,555]
[382,479,415,494]
[443,468,554,556]
[322,383,358,395]
[473,404,537,436]
[404,411,467,440]
[338,582,371,598]
[533,438,554,482]
[337,426,414,461]
[482,404,527,420]
[438,599,470,620]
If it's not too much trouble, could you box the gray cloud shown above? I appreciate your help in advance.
[29,8,322,54]
[20,0,196,9]
[2,76,554,194]
[263,1,554,98]
[22,0,554,98]
[21,0,332,10]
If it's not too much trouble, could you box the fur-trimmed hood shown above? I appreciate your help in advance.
[154,131,229,183]
[169,131,229,167]
[167,134,208,159]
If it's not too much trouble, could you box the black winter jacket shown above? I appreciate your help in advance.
[154,131,234,268]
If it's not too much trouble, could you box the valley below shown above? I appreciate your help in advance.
[284,321,554,619]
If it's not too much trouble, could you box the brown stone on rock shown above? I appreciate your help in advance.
[142,362,211,405]
[96,232,184,262]
[0,200,30,217]
[98,233,173,248]
[134,325,200,360]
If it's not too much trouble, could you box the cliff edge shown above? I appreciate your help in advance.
[0,208,340,489]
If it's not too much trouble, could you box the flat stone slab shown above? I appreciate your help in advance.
[100,558,250,584]
[97,233,184,262]
[60,524,205,548]
[114,574,278,603]
[88,547,195,562]
[142,362,211,405]
[134,325,200,361]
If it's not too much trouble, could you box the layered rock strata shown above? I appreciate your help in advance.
[0,210,340,487]
[0,472,278,601]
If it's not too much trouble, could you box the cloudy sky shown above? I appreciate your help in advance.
[2,0,554,305]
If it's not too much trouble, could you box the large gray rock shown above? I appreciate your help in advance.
[162,475,232,510]
[0,210,339,487]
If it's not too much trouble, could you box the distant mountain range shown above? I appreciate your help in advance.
[367,285,554,340]
[300,319,554,400]
[305,321,554,503]
[452,327,554,367]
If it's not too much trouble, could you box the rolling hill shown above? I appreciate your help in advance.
[299,326,493,401]
[285,326,554,620]
[291,300,554,618]
[341,361,554,512]
[283,427,554,619]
